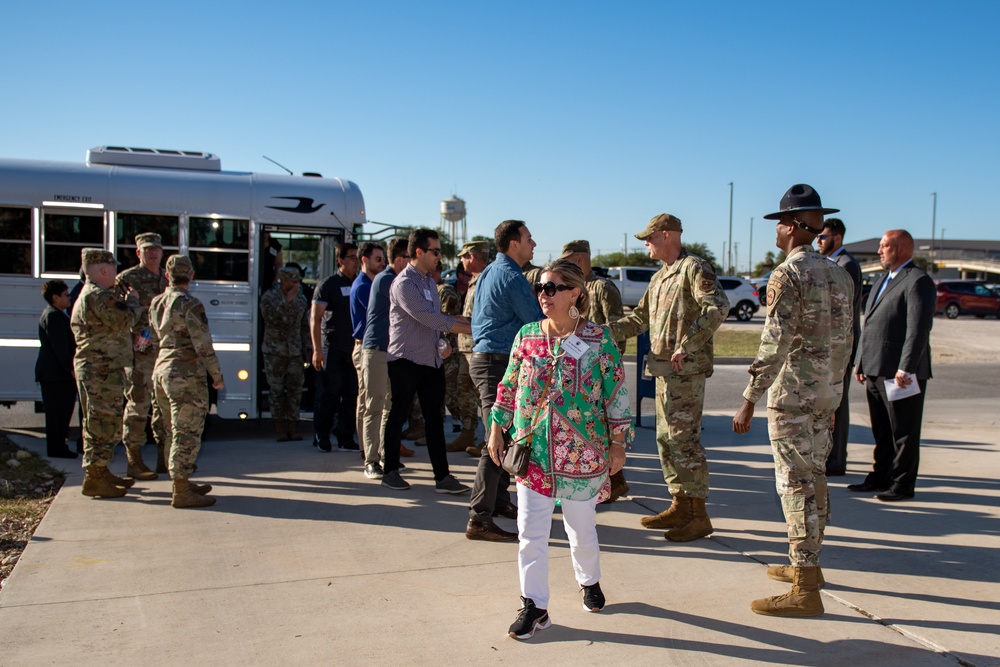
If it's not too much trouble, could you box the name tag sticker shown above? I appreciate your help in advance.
[423,289,433,301]
[340,286,351,297]
[562,334,589,359]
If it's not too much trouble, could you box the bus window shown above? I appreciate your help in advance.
[189,217,249,281]
[42,211,103,275]
[116,213,180,269]
[0,207,31,275]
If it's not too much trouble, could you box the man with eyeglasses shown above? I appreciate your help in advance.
[816,218,863,477]
[465,220,544,542]
[311,242,360,452]
[350,242,386,460]
[610,214,729,542]
[382,229,471,493]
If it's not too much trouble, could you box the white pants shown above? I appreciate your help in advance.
[517,483,601,610]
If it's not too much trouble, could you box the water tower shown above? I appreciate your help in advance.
[440,195,467,250]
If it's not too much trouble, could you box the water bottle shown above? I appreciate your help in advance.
[437,338,449,356]
[135,328,152,352]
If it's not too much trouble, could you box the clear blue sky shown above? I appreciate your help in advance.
[3,1,998,271]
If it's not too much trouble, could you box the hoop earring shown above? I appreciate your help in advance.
[569,305,580,320]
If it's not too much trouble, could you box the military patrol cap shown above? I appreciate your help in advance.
[635,213,683,239]
[560,240,591,258]
[81,248,116,266]
[135,233,163,249]
[277,266,301,281]
[458,240,488,257]
[166,254,194,277]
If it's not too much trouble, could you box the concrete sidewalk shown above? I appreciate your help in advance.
[1,385,999,666]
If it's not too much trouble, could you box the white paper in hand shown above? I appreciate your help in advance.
[884,373,920,402]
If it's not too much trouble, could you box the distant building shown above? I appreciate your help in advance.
[843,238,1000,281]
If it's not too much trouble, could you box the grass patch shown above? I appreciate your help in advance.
[622,328,761,357]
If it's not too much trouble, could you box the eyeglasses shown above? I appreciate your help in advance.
[424,248,442,256]
[816,234,828,241]
[534,281,573,297]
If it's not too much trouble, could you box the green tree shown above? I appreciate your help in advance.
[591,250,659,268]
[682,242,718,269]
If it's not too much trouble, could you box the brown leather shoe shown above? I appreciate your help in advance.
[465,518,518,542]
[492,502,518,521]
[399,443,415,457]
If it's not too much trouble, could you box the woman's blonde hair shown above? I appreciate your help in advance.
[540,259,590,318]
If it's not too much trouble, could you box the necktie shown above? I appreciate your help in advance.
[876,273,893,302]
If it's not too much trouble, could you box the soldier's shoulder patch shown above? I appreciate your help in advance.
[700,278,716,292]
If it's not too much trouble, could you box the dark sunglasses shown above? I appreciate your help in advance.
[534,281,573,297]
[816,234,829,241]
[424,247,442,256]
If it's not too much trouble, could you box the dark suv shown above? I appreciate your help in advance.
[935,280,1000,319]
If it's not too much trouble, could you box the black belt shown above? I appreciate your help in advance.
[472,352,509,359]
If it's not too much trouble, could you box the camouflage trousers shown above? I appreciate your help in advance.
[153,369,209,480]
[455,352,479,431]
[654,373,709,499]
[76,363,126,467]
[123,347,165,450]
[767,408,835,567]
[264,353,304,421]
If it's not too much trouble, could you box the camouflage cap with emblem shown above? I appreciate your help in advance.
[136,232,163,249]
[277,266,301,281]
[559,239,591,258]
[166,254,194,278]
[458,240,488,257]
[635,213,683,239]
[81,248,116,266]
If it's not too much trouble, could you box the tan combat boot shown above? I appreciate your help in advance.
[101,465,136,489]
[287,420,303,441]
[82,465,128,498]
[156,442,169,474]
[187,480,213,495]
[640,494,686,528]
[665,497,713,542]
[171,479,216,509]
[767,565,826,589]
[751,566,824,617]
[275,419,290,442]
[125,447,158,480]
[446,429,477,452]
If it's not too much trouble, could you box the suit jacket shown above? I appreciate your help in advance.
[35,305,76,383]
[854,262,936,380]
[833,249,863,359]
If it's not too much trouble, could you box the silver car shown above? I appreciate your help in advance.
[719,276,760,321]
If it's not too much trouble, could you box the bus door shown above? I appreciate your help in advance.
[256,226,344,419]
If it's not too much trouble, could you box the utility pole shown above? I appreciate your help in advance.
[931,192,937,269]
[727,182,734,275]
[749,216,754,276]
[733,242,739,275]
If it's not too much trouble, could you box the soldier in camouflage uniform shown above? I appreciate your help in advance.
[149,255,225,509]
[115,232,169,479]
[260,266,311,442]
[610,214,729,541]
[72,249,142,498]
[455,241,490,455]
[562,239,630,502]
[521,260,542,290]
[733,184,853,617]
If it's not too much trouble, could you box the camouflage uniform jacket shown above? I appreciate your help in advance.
[523,262,542,288]
[609,251,728,376]
[71,281,142,368]
[114,264,168,335]
[457,275,477,353]
[149,287,224,385]
[585,271,624,326]
[742,245,854,412]
[260,287,310,358]
[439,282,461,348]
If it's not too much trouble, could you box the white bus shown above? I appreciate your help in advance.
[0,146,366,419]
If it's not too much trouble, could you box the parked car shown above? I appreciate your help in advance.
[935,280,1000,319]
[718,276,760,321]
[749,271,773,305]
[606,266,659,307]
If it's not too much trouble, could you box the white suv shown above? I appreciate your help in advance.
[606,266,658,307]
[719,276,760,321]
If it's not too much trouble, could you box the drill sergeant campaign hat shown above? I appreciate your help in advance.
[559,239,591,258]
[763,184,840,233]
[80,248,116,267]
[165,254,194,278]
[635,213,683,239]
[135,233,163,249]
[458,240,488,257]
[277,266,301,281]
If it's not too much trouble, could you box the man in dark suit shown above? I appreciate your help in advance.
[817,218,862,476]
[849,230,936,501]
[35,280,79,459]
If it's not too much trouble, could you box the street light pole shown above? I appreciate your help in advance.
[749,216,754,276]
[931,192,937,268]
[727,182,734,274]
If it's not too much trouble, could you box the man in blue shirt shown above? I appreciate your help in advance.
[466,220,544,542]
[358,238,410,478]
[351,242,385,468]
